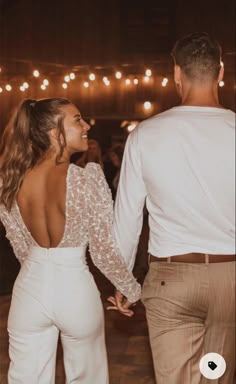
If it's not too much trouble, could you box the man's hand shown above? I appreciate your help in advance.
[107,290,136,317]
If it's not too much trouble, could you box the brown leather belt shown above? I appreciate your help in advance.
[149,253,236,264]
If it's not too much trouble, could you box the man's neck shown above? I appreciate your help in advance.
[181,99,223,108]
[180,83,223,108]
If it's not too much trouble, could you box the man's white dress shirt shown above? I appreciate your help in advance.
[113,106,235,270]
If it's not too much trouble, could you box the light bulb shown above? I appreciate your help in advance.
[89,73,95,81]
[145,69,152,77]
[115,71,122,79]
[33,70,40,77]
[143,101,152,110]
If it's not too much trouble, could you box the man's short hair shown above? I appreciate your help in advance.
[171,32,222,82]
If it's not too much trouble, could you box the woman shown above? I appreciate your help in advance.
[0,98,141,384]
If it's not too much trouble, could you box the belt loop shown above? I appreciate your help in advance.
[167,257,171,263]
[205,253,209,264]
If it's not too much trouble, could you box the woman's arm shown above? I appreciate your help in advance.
[84,163,141,304]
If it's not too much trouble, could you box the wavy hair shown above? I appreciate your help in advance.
[0,97,72,211]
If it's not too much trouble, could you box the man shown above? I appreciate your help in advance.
[112,33,235,383]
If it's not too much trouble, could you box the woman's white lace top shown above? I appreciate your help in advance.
[0,163,141,303]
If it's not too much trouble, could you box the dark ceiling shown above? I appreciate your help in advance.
[0,0,235,127]
[0,0,235,71]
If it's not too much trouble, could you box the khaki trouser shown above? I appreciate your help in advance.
[141,261,235,384]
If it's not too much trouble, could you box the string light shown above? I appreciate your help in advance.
[103,77,110,86]
[1,63,231,102]
[143,101,152,110]
[33,70,40,77]
[162,77,168,87]
[0,87,3,93]
[89,73,96,81]
[144,76,150,83]
[145,69,152,77]
[64,75,70,83]
[115,71,122,79]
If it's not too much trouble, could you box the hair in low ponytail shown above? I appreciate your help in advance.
[0,97,71,211]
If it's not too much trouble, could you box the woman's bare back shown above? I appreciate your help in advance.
[16,163,69,248]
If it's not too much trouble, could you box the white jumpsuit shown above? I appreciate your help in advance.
[0,163,141,384]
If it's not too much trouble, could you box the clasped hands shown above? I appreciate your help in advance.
[107,290,137,317]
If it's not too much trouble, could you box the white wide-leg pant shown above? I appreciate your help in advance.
[7,246,109,384]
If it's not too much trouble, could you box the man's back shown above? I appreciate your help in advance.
[113,106,235,268]
[139,106,235,256]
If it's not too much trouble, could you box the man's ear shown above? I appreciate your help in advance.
[218,63,224,83]
[174,65,181,84]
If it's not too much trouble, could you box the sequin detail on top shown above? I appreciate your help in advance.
[84,163,141,303]
[0,163,141,303]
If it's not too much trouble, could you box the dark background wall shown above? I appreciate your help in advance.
[0,0,235,133]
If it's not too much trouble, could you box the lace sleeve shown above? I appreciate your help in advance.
[84,163,141,303]
[0,205,29,265]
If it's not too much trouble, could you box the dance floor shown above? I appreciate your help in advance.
[0,260,155,384]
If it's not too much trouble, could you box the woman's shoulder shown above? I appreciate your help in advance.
[69,162,103,184]
[84,162,103,177]
[84,163,107,187]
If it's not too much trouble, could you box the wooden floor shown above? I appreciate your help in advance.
[0,262,155,384]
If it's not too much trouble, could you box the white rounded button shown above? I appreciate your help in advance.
[199,353,226,380]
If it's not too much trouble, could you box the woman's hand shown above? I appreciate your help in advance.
[107,290,136,317]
